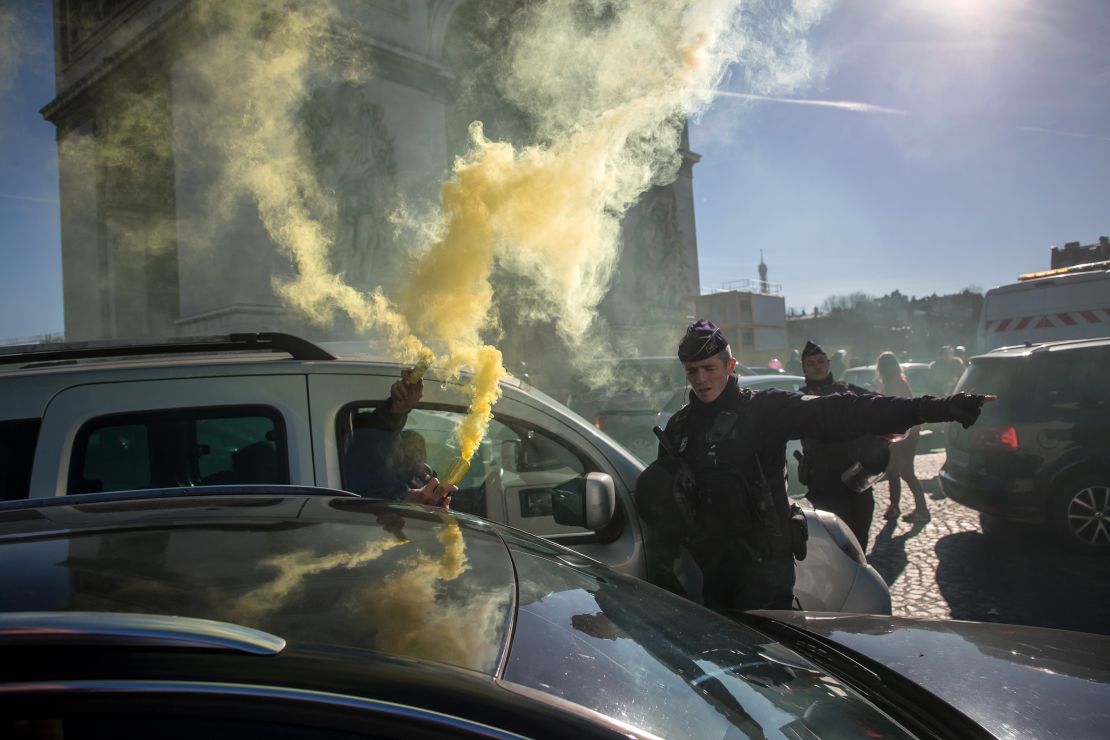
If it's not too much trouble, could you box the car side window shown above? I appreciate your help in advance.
[338,404,598,538]
[68,407,289,494]
[0,418,41,501]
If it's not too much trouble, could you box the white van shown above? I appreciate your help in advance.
[977,262,1110,352]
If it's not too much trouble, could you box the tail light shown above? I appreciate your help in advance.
[969,425,1019,450]
[594,413,606,430]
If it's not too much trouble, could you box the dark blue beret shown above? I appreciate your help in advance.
[678,319,729,362]
[801,340,825,359]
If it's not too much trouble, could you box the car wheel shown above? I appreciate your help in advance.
[1051,473,1110,554]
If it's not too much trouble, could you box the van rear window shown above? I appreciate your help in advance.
[956,359,1028,419]
[0,419,40,501]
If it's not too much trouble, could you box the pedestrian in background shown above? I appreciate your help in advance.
[797,341,882,549]
[830,349,848,379]
[785,349,803,376]
[876,352,930,523]
[927,345,964,396]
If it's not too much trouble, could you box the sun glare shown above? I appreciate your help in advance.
[913,0,1023,27]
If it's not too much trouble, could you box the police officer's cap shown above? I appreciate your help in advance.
[678,320,729,362]
[801,340,825,359]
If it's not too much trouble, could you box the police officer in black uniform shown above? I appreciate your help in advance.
[797,340,884,550]
[638,320,990,614]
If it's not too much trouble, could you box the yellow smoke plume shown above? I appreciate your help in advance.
[227,514,506,673]
[172,1,505,463]
[62,1,827,463]
[353,516,509,671]
[229,532,408,624]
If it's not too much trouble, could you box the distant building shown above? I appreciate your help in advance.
[42,0,701,370]
[696,278,787,368]
[1050,236,1110,269]
[786,289,981,365]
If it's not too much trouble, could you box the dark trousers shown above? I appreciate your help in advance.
[700,550,796,613]
[806,475,875,551]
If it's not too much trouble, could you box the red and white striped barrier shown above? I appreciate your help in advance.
[984,307,1110,332]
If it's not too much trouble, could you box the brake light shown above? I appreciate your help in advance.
[969,425,1019,450]
[594,413,606,430]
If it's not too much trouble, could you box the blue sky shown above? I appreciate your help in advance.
[1,2,61,340]
[1,0,1108,339]
[690,0,1110,309]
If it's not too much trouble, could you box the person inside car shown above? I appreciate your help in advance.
[638,320,991,614]
[343,368,456,507]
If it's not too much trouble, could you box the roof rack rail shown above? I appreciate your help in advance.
[0,612,286,654]
[0,485,359,512]
[0,332,336,366]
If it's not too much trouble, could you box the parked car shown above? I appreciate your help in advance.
[940,337,1110,553]
[1,488,1106,739]
[656,374,808,496]
[0,333,888,613]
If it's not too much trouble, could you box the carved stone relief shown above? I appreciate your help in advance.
[302,82,399,288]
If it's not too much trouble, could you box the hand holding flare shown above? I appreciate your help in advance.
[402,352,472,490]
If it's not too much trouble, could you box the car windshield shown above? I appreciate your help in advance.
[503,539,911,738]
[0,497,516,675]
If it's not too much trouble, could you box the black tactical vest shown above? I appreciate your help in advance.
[663,385,790,560]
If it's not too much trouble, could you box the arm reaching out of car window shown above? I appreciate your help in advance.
[403,477,457,508]
[388,367,424,414]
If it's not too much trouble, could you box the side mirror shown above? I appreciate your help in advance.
[552,472,616,530]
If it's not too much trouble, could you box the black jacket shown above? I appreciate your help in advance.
[656,376,921,557]
[798,377,877,481]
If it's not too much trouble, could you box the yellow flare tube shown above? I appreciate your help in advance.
[441,457,470,486]
[405,354,434,385]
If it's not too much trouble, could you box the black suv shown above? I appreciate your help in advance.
[940,337,1110,553]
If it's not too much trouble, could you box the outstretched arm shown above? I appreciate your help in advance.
[760,389,992,442]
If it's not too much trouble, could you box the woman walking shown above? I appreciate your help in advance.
[876,352,930,523]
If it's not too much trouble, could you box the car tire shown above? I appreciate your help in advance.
[1050,472,1110,554]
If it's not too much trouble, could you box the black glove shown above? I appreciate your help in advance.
[914,393,987,429]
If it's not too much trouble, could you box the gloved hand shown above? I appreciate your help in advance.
[914,393,992,428]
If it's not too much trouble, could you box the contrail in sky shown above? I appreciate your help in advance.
[718,90,909,116]
[1018,126,1110,143]
[0,193,58,204]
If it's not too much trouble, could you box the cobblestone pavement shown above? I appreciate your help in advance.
[840,450,1110,636]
